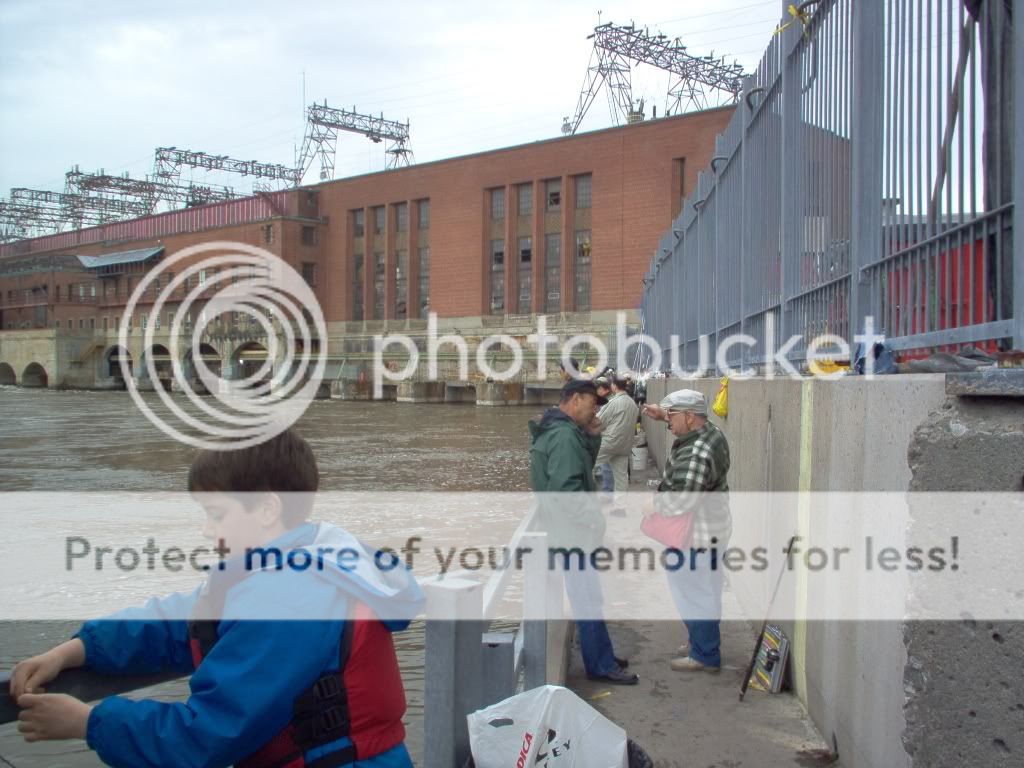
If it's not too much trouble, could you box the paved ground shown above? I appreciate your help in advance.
[566,618,836,768]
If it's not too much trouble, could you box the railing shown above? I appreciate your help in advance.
[422,516,557,767]
[640,0,1021,369]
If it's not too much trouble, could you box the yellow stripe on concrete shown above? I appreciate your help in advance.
[793,378,814,706]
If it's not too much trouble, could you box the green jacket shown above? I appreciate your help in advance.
[529,407,604,551]
[529,407,601,492]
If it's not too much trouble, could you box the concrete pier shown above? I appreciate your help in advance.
[397,380,446,403]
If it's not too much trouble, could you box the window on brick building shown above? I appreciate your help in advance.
[352,254,364,321]
[418,200,430,230]
[353,209,365,237]
[263,224,274,245]
[575,174,592,209]
[545,233,561,313]
[489,239,505,314]
[518,236,532,314]
[373,206,385,235]
[396,203,408,233]
[546,179,561,211]
[490,188,505,221]
[518,184,533,216]
[418,247,430,317]
[373,252,385,320]
[395,249,408,319]
[301,262,317,287]
[301,225,317,246]
[575,230,592,311]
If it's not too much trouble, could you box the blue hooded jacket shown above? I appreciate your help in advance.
[75,522,425,768]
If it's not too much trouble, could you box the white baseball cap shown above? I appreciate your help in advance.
[658,389,708,416]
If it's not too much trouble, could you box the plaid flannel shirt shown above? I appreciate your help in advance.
[656,420,732,548]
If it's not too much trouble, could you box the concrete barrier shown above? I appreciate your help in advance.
[643,374,947,768]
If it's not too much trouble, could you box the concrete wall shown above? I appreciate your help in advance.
[643,374,948,768]
[903,391,1024,767]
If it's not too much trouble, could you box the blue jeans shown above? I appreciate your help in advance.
[666,547,724,667]
[561,559,618,676]
[598,462,614,495]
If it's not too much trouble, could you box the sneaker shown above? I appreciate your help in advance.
[587,667,639,685]
[614,655,629,669]
[670,656,720,673]
[675,643,690,657]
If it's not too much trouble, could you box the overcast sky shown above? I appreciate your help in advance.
[0,0,784,198]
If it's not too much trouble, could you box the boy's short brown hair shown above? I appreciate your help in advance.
[188,429,319,525]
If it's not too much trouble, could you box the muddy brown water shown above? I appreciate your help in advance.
[0,386,538,766]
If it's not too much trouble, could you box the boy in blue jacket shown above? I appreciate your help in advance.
[10,429,425,768]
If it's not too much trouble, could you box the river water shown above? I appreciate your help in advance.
[0,386,536,766]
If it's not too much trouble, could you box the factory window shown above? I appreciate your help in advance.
[153,312,160,330]
[418,247,430,317]
[418,200,430,230]
[545,233,561,313]
[490,188,505,221]
[575,174,592,209]
[575,230,592,311]
[373,206,385,235]
[301,225,317,247]
[353,209,365,237]
[352,254,364,321]
[90,318,96,330]
[301,262,317,287]
[396,203,408,233]
[395,249,408,319]
[140,313,147,331]
[490,239,505,314]
[102,317,108,331]
[546,179,561,211]
[373,252,384,320]
[263,224,274,245]
[518,184,533,216]
[518,236,533,314]
[198,270,207,286]
[55,319,61,329]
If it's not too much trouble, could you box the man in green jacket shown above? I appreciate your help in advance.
[529,378,638,685]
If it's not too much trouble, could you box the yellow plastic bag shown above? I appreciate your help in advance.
[712,377,729,418]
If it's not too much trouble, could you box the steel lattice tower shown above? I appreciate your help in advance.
[564,21,746,135]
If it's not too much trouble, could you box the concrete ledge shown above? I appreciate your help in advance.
[945,369,1024,397]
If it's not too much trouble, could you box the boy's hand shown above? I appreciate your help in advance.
[17,693,92,742]
[9,639,86,698]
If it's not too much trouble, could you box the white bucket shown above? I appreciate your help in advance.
[630,445,648,472]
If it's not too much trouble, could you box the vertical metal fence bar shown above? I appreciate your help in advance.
[851,0,886,343]
[739,84,750,368]
[780,6,802,361]
[1015,0,1024,348]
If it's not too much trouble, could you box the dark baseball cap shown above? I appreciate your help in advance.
[562,378,608,405]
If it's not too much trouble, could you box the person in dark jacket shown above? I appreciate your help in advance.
[10,429,424,768]
[529,378,638,685]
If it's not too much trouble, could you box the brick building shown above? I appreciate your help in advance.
[0,107,732,389]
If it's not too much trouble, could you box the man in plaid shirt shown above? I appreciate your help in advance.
[644,389,731,672]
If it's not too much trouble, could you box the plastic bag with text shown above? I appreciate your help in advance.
[467,684,627,768]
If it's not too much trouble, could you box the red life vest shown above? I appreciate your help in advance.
[187,602,407,768]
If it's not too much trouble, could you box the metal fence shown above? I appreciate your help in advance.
[640,0,1021,371]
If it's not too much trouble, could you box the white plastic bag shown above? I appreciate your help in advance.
[467,684,627,768]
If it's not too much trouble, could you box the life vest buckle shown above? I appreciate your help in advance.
[318,705,346,736]
[312,675,341,701]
